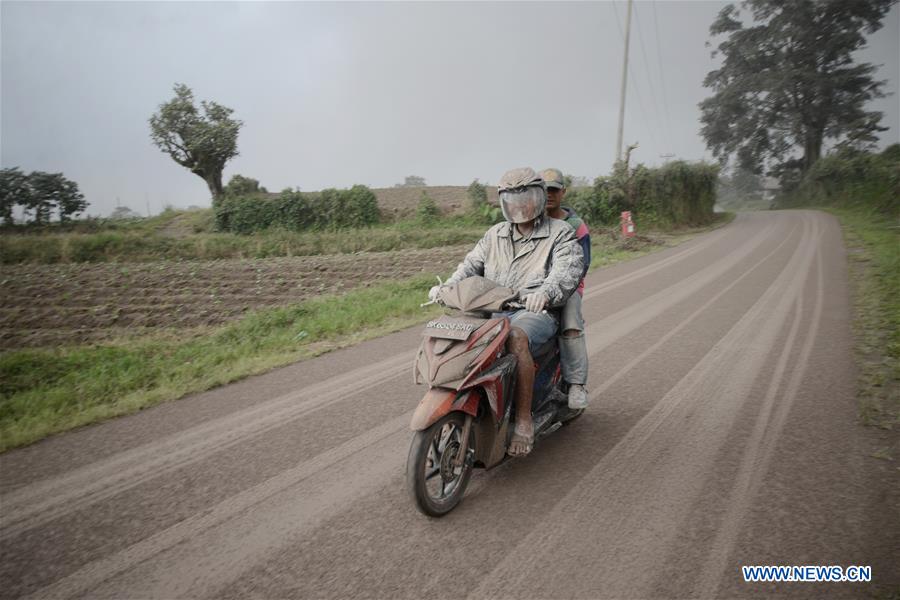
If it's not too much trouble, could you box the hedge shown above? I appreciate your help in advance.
[777,145,900,219]
[215,185,380,234]
[568,160,719,227]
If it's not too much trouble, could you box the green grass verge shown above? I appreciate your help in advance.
[0,275,444,451]
[824,206,899,432]
[0,215,733,451]
[0,213,489,264]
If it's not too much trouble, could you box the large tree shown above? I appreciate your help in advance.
[149,84,242,203]
[26,172,87,224]
[0,167,30,225]
[699,0,895,176]
[0,169,86,225]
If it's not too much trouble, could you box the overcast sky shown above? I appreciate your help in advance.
[2,1,898,216]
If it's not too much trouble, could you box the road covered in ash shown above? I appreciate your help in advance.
[1,210,896,599]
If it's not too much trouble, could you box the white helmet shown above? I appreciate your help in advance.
[497,167,546,224]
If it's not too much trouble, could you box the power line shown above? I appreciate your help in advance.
[633,2,671,151]
[611,0,661,155]
[651,0,676,153]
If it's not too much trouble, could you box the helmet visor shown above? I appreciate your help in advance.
[500,187,546,224]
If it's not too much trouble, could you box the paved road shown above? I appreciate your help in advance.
[1,210,897,599]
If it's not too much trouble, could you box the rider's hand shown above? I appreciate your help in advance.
[523,292,549,313]
[428,285,442,302]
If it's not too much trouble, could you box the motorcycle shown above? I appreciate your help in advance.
[406,276,583,517]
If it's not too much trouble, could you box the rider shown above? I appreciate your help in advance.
[430,167,584,457]
[541,168,591,409]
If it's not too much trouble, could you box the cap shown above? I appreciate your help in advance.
[540,168,565,189]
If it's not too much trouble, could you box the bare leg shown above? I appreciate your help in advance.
[507,327,534,456]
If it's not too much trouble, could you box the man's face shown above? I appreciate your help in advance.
[546,187,566,212]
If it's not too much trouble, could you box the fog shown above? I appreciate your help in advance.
[2,1,897,216]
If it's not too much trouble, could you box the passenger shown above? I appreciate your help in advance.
[430,167,584,457]
[540,168,591,409]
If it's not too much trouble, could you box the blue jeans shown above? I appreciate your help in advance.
[559,293,588,385]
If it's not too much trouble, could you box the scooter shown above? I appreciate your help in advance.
[406,276,583,517]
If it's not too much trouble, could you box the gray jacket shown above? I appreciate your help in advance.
[445,217,584,307]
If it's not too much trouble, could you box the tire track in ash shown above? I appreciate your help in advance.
[23,414,412,600]
[15,215,789,598]
[694,234,826,597]
[0,218,744,542]
[468,214,823,599]
[580,219,780,358]
[0,351,414,542]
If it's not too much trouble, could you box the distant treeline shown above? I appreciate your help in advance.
[776,145,900,218]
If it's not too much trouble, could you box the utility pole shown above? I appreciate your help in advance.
[615,0,633,163]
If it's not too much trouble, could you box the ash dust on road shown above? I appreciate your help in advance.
[1,211,896,599]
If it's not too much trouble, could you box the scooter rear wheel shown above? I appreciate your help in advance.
[406,412,474,517]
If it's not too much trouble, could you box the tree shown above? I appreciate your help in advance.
[0,169,87,225]
[699,0,895,176]
[26,172,86,224]
[717,166,765,208]
[149,83,242,203]
[53,175,88,222]
[396,175,426,187]
[223,174,268,197]
[466,178,487,210]
[0,167,30,225]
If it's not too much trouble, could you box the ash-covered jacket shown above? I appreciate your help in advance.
[444,217,584,307]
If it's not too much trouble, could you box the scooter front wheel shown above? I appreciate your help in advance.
[406,412,474,517]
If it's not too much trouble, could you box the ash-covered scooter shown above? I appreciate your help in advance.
[406,276,583,517]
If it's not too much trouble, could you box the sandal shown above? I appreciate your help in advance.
[508,421,534,457]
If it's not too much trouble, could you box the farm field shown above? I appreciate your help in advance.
[0,245,470,349]
[0,215,732,450]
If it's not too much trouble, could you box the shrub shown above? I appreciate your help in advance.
[466,179,488,211]
[777,145,900,218]
[224,174,267,197]
[566,162,718,227]
[214,185,380,234]
[417,191,440,223]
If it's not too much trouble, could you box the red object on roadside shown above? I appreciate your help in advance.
[621,211,635,238]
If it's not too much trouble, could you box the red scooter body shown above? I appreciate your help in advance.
[406,278,581,517]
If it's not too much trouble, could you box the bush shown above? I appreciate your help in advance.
[466,179,488,211]
[417,191,440,223]
[215,185,381,234]
[777,145,900,218]
[223,174,267,197]
[566,161,718,227]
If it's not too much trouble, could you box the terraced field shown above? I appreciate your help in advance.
[0,245,469,349]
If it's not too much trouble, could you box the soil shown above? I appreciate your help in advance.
[0,245,469,349]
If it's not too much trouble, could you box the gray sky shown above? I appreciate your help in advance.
[2,1,898,217]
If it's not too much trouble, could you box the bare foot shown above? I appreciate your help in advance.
[508,421,534,457]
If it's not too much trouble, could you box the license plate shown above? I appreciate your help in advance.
[423,318,476,341]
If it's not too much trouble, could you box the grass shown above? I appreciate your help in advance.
[824,206,899,433]
[0,275,445,451]
[0,211,490,264]
[0,213,733,451]
[0,209,735,265]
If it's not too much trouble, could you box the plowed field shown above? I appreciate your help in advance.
[0,245,469,349]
